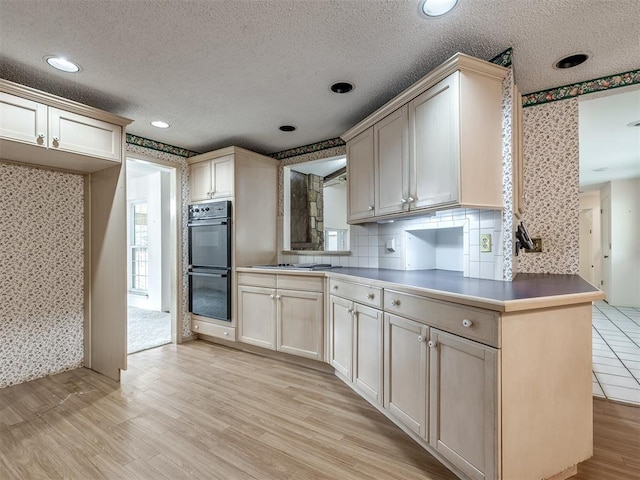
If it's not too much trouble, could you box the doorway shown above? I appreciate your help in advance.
[126,157,178,353]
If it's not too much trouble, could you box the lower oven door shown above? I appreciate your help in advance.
[188,268,231,321]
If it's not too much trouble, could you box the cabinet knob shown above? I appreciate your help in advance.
[390,299,399,307]
[408,196,415,203]
[194,325,199,330]
[347,308,354,315]
[462,319,473,328]
[52,136,60,144]
[223,332,229,336]
[400,198,407,204]
[366,293,374,300]
[37,133,45,139]
[270,294,275,299]
[368,205,374,211]
[275,295,281,300]
[428,340,437,348]
[417,335,425,342]
[332,285,338,290]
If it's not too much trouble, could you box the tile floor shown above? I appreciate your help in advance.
[592,301,640,406]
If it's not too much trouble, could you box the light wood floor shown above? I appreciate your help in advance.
[1,341,638,480]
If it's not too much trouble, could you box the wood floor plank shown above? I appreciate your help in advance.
[1,340,639,479]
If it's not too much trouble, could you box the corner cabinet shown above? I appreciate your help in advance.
[0,81,128,172]
[237,272,324,361]
[343,53,508,223]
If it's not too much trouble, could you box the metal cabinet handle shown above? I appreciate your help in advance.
[366,293,374,300]
[417,335,425,342]
[428,340,437,348]
[462,319,473,328]
[390,299,399,307]
[368,205,374,211]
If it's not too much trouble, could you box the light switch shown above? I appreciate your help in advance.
[480,234,492,252]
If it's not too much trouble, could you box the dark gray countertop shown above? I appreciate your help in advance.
[239,266,605,312]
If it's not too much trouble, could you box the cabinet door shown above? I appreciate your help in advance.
[346,127,375,222]
[190,161,213,202]
[353,303,383,404]
[384,313,428,437]
[277,289,324,360]
[0,92,47,146]
[238,285,277,349]
[48,107,122,162]
[429,329,497,480]
[328,295,354,380]
[409,73,459,209]
[375,105,409,216]
[211,155,234,198]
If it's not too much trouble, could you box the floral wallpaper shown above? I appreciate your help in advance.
[501,69,515,280]
[517,98,580,274]
[125,144,193,341]
[0,163,84,387]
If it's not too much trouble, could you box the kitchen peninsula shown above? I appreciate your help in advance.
[232,266,604,480]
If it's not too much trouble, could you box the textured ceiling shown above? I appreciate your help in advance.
[1,0,639,155]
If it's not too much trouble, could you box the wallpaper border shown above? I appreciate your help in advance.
[522,69,640,108]
[269,137,346,160]
[489,47,513,68]
[126,133,200,158]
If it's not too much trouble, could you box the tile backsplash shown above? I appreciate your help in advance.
[280,208,505,281]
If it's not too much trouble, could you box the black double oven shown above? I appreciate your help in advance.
[188,200,232,321]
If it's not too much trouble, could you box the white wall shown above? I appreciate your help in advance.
[606,177,640,306]
[579,190,602,287]
[127,171,171,311]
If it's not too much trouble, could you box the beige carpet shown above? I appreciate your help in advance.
[127,306,171,354]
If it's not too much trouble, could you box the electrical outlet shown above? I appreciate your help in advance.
[480,234,492,252]
[525,237,543,253]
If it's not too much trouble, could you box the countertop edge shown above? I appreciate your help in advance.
[236,267,604,313]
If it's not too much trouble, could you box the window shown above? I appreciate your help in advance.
[131,202,148,293]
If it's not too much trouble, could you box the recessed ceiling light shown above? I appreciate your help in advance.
[279,125,296,132]
[330,82,354,94]
[421,0,458,17]
[151,120,170,128]
[45,56,80,73]
[554,53,589,69]
[627,120,640,127]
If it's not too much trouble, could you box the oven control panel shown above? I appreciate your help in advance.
[188,200,231,221]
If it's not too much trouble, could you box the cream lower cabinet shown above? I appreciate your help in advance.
[429,329,498,480]
[328,295,354,380]
[238,273,324,360]
[384,313,428,437]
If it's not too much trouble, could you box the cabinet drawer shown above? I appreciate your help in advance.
[384,290,499,347]
[237,272,277,288]
[277,274,324,292]
[192,318,235,341]
[329,278,382,309]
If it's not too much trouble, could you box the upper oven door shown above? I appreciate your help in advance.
[188,219,231,268]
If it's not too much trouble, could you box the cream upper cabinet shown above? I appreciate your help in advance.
[48,107,122,161]
[342,53,507,222]
[0,92,47,147]
[374,105,410,216]
[0,82,130,172]
[384,313,428,438]
[346,127,375,222]
[190,154,234,202]
[429,329,498,480]
[409,73,459,209]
